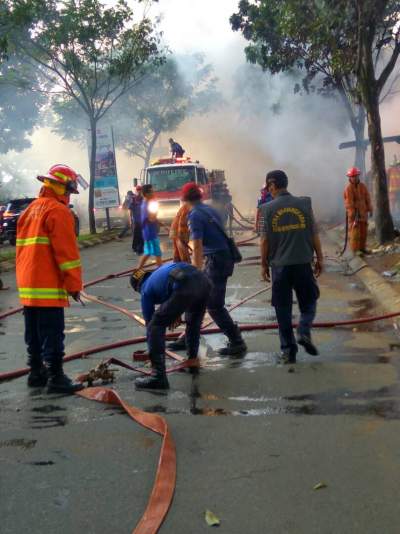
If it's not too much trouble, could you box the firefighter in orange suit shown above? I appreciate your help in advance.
[343,167,373,254]
[16,164,88,394]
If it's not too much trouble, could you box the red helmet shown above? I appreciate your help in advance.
[346,167,361,178]
[37,164,88,194]
[181,181,202,201]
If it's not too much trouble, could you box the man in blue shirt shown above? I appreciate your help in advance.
[130,262,211,389]
[169,138,185,158]
[180,182,246,355]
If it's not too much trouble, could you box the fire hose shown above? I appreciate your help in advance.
[6,229,397,534]
[3,287,400,534]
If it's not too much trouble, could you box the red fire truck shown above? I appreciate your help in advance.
[143,156,232,221]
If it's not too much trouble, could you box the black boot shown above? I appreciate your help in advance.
[135,356,169,390]
[27,356,48,388]
[297,334,319,356]
[167,336,186,351]
[218,325,247,356]
[47,362,83,394]
[280,349,297,364]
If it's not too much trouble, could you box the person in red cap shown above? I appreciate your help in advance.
[343,167,373,254]
[168,182,247,355]
[16,164,88,394]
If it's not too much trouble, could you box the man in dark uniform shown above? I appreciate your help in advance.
[169,138,185,158]
[176,182,246,355]
[130,262,211,389]
[259,170,323,363]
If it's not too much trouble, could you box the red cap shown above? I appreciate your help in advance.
[181,182,202,201]
[346,167,361,178]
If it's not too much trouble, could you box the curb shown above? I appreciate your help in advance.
[327,228,400,315]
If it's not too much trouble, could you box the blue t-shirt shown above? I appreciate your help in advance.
[141,200,158,241]
[140,262,197,322]
[188,203,229,256]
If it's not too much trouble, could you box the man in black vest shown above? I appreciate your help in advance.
[259,170,323,363]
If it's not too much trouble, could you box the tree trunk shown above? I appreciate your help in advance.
[144,131,161,169]
[365,92,394,243]
[353,107,366,178]
[88,117,97,234]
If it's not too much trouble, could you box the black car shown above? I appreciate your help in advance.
[0,198,80,245]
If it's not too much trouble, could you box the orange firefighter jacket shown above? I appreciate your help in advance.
[343,182,372,223]
[16,187,82,307]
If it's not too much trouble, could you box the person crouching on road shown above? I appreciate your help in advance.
[16,164,88,394]
[137,184,162,269]
[168,182,247,356]
[130,263,211,389]
[259,170,323,364]
[343,167,373,255]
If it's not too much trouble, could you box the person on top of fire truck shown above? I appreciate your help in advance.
[169,138,185,158]
[343,167,373,255]
[16,164,88,394]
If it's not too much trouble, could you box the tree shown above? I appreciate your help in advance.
[13,0,163,233]
[0,57,44,154]
[352,0,400,241]
[112,54,221,168]
[231,0,400,242]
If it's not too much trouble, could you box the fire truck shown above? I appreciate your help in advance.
[143,156,232,221]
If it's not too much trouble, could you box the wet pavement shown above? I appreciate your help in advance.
[2,234,400,533]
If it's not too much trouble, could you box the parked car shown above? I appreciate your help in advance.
[0,198,80,245]
[0,198,36,245]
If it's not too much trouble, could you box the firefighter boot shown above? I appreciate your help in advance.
[167,335,186,351]
[218,324,247,356]
[135,356,169,390]
[27,355,48,388]
[47,361,84,394]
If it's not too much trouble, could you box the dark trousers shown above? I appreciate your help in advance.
[118,214,132,238]
[271,264,319,355]
[24,307,65,368]
[204,251,239,341]
[132,222,144,254]
[147,273,211,362]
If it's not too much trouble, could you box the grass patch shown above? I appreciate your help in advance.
[0,250,16,263]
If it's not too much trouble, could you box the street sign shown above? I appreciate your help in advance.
[93,128,120,209]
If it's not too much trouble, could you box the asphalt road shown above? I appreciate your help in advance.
[1,234,400,534]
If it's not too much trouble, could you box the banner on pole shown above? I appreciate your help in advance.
[93,128,120,209]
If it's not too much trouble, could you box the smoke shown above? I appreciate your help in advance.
[1,0,399,227]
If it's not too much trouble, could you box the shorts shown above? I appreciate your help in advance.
[144,238,162,257]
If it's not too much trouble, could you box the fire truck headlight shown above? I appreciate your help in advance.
[148,200,159,214]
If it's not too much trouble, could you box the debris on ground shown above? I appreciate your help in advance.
[76,361,117,386]
[313,482,328,491]
[205,510,221,527]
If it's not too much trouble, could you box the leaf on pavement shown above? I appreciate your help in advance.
[313,482,328,490]
[205,509,220,527]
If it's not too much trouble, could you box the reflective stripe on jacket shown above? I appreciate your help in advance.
[16,187,82,307]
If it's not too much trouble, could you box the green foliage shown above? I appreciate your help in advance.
[51,54,222,166]
[13,0,163,121]
[0,56,44,154]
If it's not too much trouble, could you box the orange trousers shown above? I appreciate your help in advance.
[350,221,368,252]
